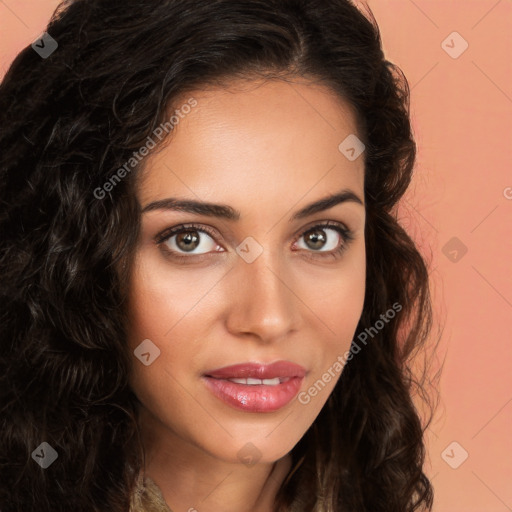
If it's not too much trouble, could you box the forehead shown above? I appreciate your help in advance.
[137,78,365,211]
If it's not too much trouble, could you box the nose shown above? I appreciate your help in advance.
[224,250,301,344]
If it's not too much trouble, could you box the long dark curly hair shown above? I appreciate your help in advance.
[0,0,438,510]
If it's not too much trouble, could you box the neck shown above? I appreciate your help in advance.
[138,407,293,512]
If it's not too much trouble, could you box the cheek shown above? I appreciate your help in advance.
[296,268,365,411]
[125,255,184,401]
[299,243,366,375]
[303,243,366,333]
[125,251,222,403]
[126,250,219,344]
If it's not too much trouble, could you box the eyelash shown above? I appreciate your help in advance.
[154,221,355,263]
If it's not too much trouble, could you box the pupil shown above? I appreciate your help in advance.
[307,229,326,250]
[177,231,199,252]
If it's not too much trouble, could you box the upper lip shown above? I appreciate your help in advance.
[204,361,306,380]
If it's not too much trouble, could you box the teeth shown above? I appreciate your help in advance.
[230,378,250,384]
[227,377,282,386]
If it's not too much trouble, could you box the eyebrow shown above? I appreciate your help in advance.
[141,188,364,221]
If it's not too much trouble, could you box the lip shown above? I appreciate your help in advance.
[205,361,307,380]
[203,361,306,413]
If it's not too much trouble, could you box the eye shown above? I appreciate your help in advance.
[156,223,223,257]
[294,222,354,258]
[154,221,354,262]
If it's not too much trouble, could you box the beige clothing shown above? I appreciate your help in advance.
[130,474,172,512]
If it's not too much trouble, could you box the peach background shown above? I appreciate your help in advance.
[1,1,511,510]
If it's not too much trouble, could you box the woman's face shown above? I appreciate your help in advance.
[127,78,366,466]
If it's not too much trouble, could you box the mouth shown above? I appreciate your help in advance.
[217,376,290,386]
[202,361,306,413]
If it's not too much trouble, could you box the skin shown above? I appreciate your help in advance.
[126,77,366,512]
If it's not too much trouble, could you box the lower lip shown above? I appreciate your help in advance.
[202,376,304,413]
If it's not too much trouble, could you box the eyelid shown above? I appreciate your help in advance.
[291,219,350,239]
[154,223,221,246]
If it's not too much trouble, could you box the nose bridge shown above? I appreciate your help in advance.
[225,245,299,342]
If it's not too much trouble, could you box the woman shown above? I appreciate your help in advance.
[0,0,437,510]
